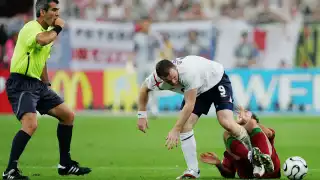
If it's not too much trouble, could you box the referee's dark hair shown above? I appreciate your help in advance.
[36,0,59,18]
[156,59,175,78]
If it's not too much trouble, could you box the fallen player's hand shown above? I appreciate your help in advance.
[200,152,221,165]
[165,128,179,150]
[137,118,148,133]
[54,18,65,28]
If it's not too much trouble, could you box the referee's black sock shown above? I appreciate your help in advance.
[6,130,31,171]
[57,124,73,166]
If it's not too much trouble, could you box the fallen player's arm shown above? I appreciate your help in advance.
[138,83,151,111]
[40,63,50,85]
[259,124,275,139]
[36,27,62,46]
[173,89,197,131]
[215,163,236,178]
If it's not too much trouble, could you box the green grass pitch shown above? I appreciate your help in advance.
[0,115,319,179]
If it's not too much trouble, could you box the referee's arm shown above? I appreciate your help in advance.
[36,18,64,46]
[41,63,50,85]
[36,30,59,46]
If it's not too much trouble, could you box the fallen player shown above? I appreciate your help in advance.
[200,107,281,179]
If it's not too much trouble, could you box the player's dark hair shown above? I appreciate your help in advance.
[156,59,175,78]
[252,113,260,123]
[36,0,59,18]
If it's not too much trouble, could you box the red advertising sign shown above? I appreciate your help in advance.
[0,69,12,114]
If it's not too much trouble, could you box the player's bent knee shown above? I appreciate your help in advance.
[63,111,75,125]
[21,113,38,135]
[181,113,199,133]
[68,111,75,121]
[50,103,75,125]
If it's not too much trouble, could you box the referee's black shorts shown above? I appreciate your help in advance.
[5,73,64,120]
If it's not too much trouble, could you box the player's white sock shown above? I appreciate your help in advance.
[236,126,253,150]
[180,130,199,172]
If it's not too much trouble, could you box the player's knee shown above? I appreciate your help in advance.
[181,113,198,133]
[64,111,75,125]
[21,113,38,135]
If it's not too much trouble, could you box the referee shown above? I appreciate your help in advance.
[2,0,91,179]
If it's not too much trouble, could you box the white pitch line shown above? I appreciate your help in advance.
[21,166,320,172]
[24,166,193,170]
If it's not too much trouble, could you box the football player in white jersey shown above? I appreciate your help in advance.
[137,55,271,179]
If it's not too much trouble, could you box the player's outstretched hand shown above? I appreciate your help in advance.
[54,18,65,28]
[137,118,148,133]
[165,128,179,150]
[200,152,221,165]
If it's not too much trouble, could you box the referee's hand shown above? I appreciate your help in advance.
[54,18,65,28]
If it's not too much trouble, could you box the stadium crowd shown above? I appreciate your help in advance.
[62,0,320,22]
[0,0,320,69]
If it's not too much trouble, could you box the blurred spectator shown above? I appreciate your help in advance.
[203,0,220,20]
[108,0,130,21]
[298,1,313,17]
[244,0,263,21]
[0,24,8,63]
[234,31,258,68]
[150,0,174,21]
[96,4,110,21]
[312,1,320,20]
[64,0,81,19]
[172,0,193,20]
[84,0,103,21]
[159,33,175,60]
[7,14,27,35]
[253,0,290,24]
[228,0,244,19]
[182,30,206,56]
[131,0,148,21]
[184,1,206,20]
[220,3,231,17]
[278,59,289,69]
[3,31,18,64]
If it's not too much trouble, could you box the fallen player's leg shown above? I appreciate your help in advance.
[236,106,275,174]
[249,127,274,174]
[224,131,249,159]
[224,131,266,178]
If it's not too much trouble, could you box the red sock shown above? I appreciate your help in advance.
[250,128,271,155]
[227,137,249,159]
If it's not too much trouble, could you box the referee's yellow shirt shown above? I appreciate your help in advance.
[10,20,53,80]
